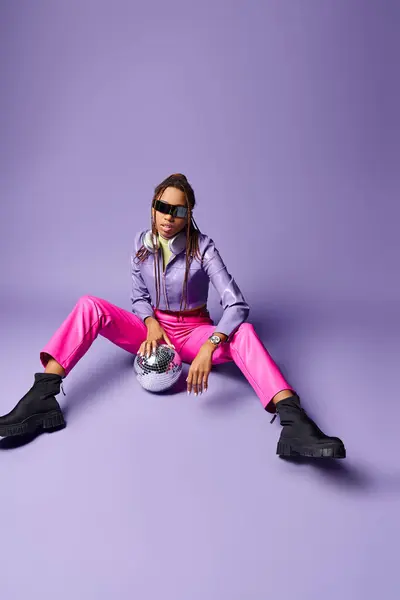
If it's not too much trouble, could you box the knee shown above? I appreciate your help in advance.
[78,294,96,304]
[237,322,255,335]
[77,295,113,319]
[230,322,255,342]
[77,294,100,310]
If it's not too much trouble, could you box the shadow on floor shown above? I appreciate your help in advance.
[279,455,379,492]
[62,353,189,418]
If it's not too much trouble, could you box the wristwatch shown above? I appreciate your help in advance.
[208,334,222,347]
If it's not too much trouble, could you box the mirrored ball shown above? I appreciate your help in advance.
[134,344,182,392]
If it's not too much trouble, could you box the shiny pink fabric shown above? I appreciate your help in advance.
[40,295,294,410]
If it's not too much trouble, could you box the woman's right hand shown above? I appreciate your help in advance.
[138,317,175,357]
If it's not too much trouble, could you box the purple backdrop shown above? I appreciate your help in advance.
[1,1,399,599]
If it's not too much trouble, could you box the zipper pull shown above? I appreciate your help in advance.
[270,413,277,424]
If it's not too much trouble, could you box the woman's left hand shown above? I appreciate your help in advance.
[186,344,213,395]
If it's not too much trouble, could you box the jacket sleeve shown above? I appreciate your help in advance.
[130,230,155,323]
[202,238,250,340]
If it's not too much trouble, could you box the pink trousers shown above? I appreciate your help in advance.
[40,295,294,411]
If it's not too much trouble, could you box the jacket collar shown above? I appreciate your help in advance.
[143,228,187,256]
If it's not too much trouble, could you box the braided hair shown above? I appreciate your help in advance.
[135,173,202,314]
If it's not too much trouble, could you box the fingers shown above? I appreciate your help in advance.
[163,333,175,350]
[196,373,208,395]
[186,373,192,395]
[187,371,209,396]
[192,371,199,396]
[138,333,175,358]
[187,375,200,396]
[138,340,158,358]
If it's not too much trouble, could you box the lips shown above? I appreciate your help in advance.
[161,224,174,232]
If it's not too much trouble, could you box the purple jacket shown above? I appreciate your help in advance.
[130,228,250,339]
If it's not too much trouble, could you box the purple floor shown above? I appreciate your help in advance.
[1,1,399,597]
[1,296,399,600]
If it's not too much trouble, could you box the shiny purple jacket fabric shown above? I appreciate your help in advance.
[130,228,250,339]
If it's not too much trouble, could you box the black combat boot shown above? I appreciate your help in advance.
[0,373,66,437]
[272,395,346,458]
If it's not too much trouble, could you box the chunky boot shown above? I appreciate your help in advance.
[0,373,66,437]
[272,395,346,458]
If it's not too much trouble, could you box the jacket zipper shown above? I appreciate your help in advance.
[161,249,171,311]
[163,270,170,311]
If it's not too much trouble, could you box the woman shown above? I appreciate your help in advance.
[0,173,345,458]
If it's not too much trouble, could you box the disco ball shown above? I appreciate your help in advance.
[134,344,182,392]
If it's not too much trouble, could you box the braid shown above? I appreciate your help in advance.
[134,174,202,316]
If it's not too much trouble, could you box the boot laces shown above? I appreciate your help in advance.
[269,403,306,425]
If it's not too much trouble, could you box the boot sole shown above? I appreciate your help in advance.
[0,410,66,438]
[277,441,346,459]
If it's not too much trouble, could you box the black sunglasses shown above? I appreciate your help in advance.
[152,199,188,219]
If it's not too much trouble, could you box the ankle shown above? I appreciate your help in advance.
[272,389,296,405]
[44,358,65,378]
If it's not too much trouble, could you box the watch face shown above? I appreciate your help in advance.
[210,335,221,344]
